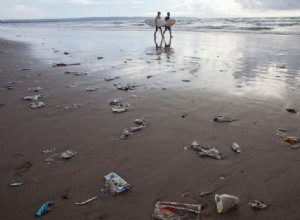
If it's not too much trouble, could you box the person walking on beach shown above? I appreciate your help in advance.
[154,11,163,38]
[163,12,173,38]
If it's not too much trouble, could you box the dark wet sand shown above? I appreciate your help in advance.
[0,36,300,220]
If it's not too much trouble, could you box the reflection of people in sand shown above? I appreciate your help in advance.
[164,38,172,58]
[154,37,174,59]
[154,37,163,51]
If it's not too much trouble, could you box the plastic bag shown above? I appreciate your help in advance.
[215,194,239,213]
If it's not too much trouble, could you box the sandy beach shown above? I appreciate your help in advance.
[1,30,300,220]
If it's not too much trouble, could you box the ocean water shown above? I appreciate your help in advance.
[1,16,300,35]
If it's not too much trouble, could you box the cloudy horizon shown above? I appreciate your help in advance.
[1,0,300,20]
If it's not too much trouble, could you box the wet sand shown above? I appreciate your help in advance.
[0,32,300,220]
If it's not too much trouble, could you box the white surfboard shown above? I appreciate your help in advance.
[144,18,166,27]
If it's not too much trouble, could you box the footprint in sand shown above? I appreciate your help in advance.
[14,161,33,177]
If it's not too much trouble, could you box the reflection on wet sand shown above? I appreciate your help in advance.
[154,37,174,59]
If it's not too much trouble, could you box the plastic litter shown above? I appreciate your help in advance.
[104,76,120,81]
[112,106,127,113]
[60,150,78,159]
[120,128,133,140]
[290,144,300,149]
[276,128,288,137]
[45,154,62,164]
[104,172,131,195]
[120,118,147,140]
[283,136,300,145]
[186,141,222,159]
[213,116,234,123]
[109,99,121,105]
[22,94,42,101]
[85,86,98,92]
[9,182,23,187]
[64,71,83,75]
[75,196,98,206]
[29,101,45,109]
[28,86,43,92]
[215,194,239,213]
[232,142,241,153]
[199,147,222,160]
[114,83,138,91]
[52,62,80,67]
[199,190,214,197]
[276,64,286,69]
[248,199,268,210]
[134,118,146,125]
[64,104,81,109]
[45,150,78,164]
[153,201,201,220]
[35,201,54,217]
[286,108,297,113]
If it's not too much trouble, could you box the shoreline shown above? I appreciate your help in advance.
[1,35,300,220]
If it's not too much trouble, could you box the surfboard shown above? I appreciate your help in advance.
[144,18,166,27]
[165,19,176,27]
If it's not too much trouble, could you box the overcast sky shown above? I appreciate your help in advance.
[1,0,300,20]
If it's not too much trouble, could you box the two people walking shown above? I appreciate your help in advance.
[154,12,173,39]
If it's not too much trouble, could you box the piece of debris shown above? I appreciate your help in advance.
[104,76,120,81]
[283,136,300,145]
[109,99,121,105]
[45,149,78,164]
[248,199,268,210]
[65,83,77,88]
[182,79,191,82]
[35,201,54,217]
[290,144,300,149]
[29,101,45,109]
[85,86,98,92]
[65,71,87,76]
[97,56,103,60]
[1,86,15,90]
[276,128,288,137]
[119,118,147,140]
[9,182,24,187]
[64,104,81,109]
[215,194,239,214]
[110,99,129,113]
[199,147,222,160]
[28,86,43,92]
[52,62,81,67]
[75,196,98,206]
[153,201,201,220]
[112,106,127,113]
[22,94,42,101]
[147,75,153,79]
[64,52,69,55]
[186,141,222,159]
[232,142,241,153]
[199,190,214,197]
[276,64,286,69]
[119,128,133,140]
[42,148,56,154]
[286,108,297,113]
[214,116,235,123]
[45,154,62,164]
[60,150,78,159]
[103,172,131,195]
[21,68,31,71]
